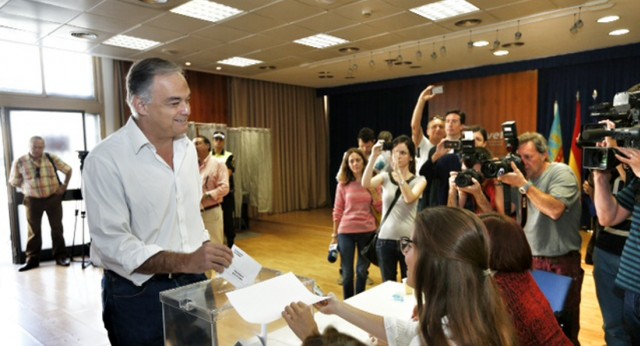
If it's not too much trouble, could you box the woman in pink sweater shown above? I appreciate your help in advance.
[481,213,572,346]
[332,148,381,298]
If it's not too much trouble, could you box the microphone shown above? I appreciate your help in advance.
[581,128,614,141]
[581,126,640,141]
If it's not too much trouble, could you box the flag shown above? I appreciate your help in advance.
[548,100,564,162]
[568,92,583,182]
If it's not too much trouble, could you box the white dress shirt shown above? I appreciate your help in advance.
[83,117,208,286]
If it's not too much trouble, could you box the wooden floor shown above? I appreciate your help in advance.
[0,208,605,345]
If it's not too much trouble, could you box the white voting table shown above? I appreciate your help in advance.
[268,281,416,345]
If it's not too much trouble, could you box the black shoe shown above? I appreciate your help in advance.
[18,261,39,272]
[55,257,71,267]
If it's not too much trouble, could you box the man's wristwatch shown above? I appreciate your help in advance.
[518,181,533,194]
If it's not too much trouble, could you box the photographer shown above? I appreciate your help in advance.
[498,132,583,345]
[447,147,503,214]
[592,142,640,345]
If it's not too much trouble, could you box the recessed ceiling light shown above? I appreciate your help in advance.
[70,32,98,40]
[218,57,263,67]
[493,50,509,56]
[597,15,619,23]
[454,18,482,27]
[185,62,191,66]
[338,47,359,53]
[294,34,348,49]
[473,40,489,47]
[609,29,629,36]
[259,65,276,70]
[103,35,160,50]
[170,0,243,23]
[216,66,222,70]
[139,0,169,4]
[411,0,479,21]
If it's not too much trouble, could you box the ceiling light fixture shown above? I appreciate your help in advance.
[410,0,480,21]
[609,29,629,36]
[70,32,98,40]
[597,15,619,23]
[217,56,263,67]
[493,50,509,56]
[467,30,473,48]
[473,40,489,47]
[514,20,522,41]
[492,30,500,50]
[103,35,160,50]
[439,36,447,56]
[570,8,584,34]
[431,42,437,60]
[170,0,243,24]
[455,18,482,27]
[369,51,376,69]
[395,45,403,65]
[294,34,348,49]
[416,41,423,61]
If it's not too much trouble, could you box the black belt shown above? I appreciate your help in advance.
[104,269,188,282]
[201,203,221,211]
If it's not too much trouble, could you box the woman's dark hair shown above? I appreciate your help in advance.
[480,213,533,272]
[337,148,367,184]
[126,58,183,114]
[302,327,366,346]
[412,207,516,346]
[392,135,416,174]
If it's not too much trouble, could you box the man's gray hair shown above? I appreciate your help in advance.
[126,58,183,116]
[518,132,549,161]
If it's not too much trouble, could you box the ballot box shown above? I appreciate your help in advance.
[160,268,317,346]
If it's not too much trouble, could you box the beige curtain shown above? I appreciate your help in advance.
[113,60,131,128]
[229,77,328,213]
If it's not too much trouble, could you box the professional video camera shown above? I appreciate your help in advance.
[481,121,525,178]
[454,137,486,188]
[582,87,640,170]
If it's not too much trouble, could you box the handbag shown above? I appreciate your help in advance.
[361,174,413,266]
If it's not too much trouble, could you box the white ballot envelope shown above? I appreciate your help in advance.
[220,245,262,288]
[226,272,326,324]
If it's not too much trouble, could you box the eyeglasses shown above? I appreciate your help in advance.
[399,236,414,254]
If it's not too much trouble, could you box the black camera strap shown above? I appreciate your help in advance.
[519,193,528,228]
[45,152,63,186]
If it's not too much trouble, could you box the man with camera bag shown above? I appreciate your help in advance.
[498,132,583,345]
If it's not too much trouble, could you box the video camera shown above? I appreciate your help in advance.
[480,121,525,178]
[453,137,485,188]
[582,87,640,170]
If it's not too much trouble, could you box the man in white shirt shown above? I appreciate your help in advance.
[83,58,233,346]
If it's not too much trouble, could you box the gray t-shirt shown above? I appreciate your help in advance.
[515,162,582,256]
[379,173,425,240]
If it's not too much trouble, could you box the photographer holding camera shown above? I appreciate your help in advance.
[447,146,503,214]
[498,132,583,345]
[592,137,640,345]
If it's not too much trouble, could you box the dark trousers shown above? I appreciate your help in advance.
[222,193,235,247]
[102,270,206,346]
[533,251,584,346]
[24,194,67,262]
[377,238,407,282]
[338,232,373,299]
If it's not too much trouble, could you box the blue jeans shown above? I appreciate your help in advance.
[593,247,631,346]
[377,238,406,282]
[102,270,207,346]
[338,232,373,299]
[623,290,640,345]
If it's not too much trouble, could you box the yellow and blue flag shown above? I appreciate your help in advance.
[548,100,564,162]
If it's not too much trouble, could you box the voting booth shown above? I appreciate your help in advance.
[160,268,316,346]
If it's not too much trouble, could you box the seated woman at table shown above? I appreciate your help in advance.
[283,207,517,346]
[480,213,572,346]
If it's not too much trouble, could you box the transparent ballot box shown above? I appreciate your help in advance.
[160,268,316,346]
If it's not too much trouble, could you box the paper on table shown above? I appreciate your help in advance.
[220,245,262,288]
[226,272,326,324]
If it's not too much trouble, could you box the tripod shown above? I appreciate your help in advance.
[71,199,91,269]
[71,150,92,269]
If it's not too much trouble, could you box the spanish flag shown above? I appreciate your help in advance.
[568,92,583,182]
[548,101,564,162]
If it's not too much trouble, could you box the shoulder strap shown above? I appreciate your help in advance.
[378,173,416,230]
[45,153,62,185]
